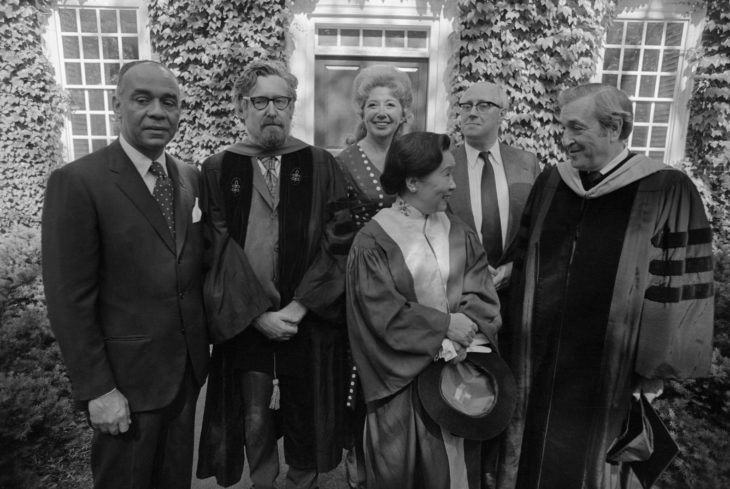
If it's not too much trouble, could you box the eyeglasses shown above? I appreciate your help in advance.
[458,101,501,114]
[243,96,292,110]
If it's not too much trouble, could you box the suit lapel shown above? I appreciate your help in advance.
[108,141,176,254]
[167,156,193,258]
[450,145,476,230]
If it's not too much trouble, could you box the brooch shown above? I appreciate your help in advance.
[290,168,302,185]
[231,177,241,195]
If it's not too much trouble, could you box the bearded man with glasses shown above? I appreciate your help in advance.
[197,60,349,489]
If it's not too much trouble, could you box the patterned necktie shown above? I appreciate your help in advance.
[259,156,279,201]
[149,161,175,237]
[479,151,503,265]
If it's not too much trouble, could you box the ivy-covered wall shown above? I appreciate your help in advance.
[0,0,66,228]
[148,0,293,165]
[450,0,615,165]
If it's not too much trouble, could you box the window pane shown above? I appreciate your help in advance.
[92,139,107,152]
[625,22,643,44]
[104,63,120,84]
[122,38,139,60]
[639,75,656,97]
[632,126,648,147]
[658,76,675,97]
[80,9,97,33]
[90,115,107,136]
[73,139,89,157]
[603,48,621,71]
[340,29,359,47]
[59,9,77,32]
[71,114,88,135]
[363,30,382,47]
[654,103,670,123]
[408,30,427,49]
[65,62,82,84]
[661,50,680,72]
[88,90,105,110]
[666,23,683,46]
[650,127,667,148]
[622,49,640,71]
[602,73,618,88]
[63,36,80,58]
[85,63,101,84]
[120,10,137,33]
[102,38,119,59]
[100,10,117,33]
[649,151,665,161]
[620,74,637,95]
[318,28,337,46]
[634,102,651,123]
[642,50,659,71]
[385,30,405,48]
[107,90,115,109]
[606,22,623,44]
[68,89,85,110]
[83,37,100,59]
[645,22,663,45]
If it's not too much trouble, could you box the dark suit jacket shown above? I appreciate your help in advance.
[449,143,541,266]
[42,140,209,412]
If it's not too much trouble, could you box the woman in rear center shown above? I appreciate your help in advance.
[345,131,502,489]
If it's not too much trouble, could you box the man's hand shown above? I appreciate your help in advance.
[88,388,131,435]
[279,300,308,325]
[488,262,513,291]
[254,311,299,341]
[447,312,477,347]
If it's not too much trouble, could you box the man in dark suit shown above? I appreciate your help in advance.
[42,60,209,489]
[450,81,541,293]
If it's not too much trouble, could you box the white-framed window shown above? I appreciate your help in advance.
[597,0,706,164]
[45,1,151,162]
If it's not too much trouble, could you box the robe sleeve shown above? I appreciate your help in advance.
[200,159,274,344]
[346,228,450,401]
[294,149,353,321]
[458,227,502,347]
[636,170,714,379]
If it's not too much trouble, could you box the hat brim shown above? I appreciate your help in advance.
[417,351,517,440]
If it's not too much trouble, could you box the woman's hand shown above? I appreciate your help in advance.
[449,342,468,364]
[447,313,477,347]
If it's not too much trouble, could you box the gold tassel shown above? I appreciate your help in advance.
[269,353,280,410]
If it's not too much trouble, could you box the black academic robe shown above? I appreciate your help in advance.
[197,138,349,486]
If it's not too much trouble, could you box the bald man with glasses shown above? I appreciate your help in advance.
[197,60,349,489]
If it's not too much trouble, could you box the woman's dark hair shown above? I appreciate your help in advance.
[380,132,451,195]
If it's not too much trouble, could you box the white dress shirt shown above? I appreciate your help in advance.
[119,135,168,195]
[464,141,510,247]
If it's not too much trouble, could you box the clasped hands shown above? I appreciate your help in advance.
[253,300,308,341]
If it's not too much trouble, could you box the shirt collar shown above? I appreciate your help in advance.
[464,141,502,168]
[597,147,629,175]
[119,135,167,176]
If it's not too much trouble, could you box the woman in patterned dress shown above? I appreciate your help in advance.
[336,64,414,489]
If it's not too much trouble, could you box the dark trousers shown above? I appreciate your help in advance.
[90,365,199,489]
[240,370,279,489]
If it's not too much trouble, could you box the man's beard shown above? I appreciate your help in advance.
[260,125,287,149]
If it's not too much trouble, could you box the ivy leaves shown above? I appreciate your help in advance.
[450,0,615,164]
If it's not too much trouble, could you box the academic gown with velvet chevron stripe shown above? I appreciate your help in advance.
[498,155,714,489]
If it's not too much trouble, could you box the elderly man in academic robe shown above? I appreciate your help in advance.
[498,83,714,489]
[196,60,348,489]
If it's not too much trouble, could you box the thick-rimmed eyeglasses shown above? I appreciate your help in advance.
[243,96,292,110]
[458,101,501,114]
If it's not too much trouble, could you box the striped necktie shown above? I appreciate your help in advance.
[259,156,279,201]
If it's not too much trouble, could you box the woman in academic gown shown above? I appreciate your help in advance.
[345,132,502,489]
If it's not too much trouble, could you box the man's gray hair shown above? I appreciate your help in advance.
[232,60,298,102]
[557,83,634,140]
